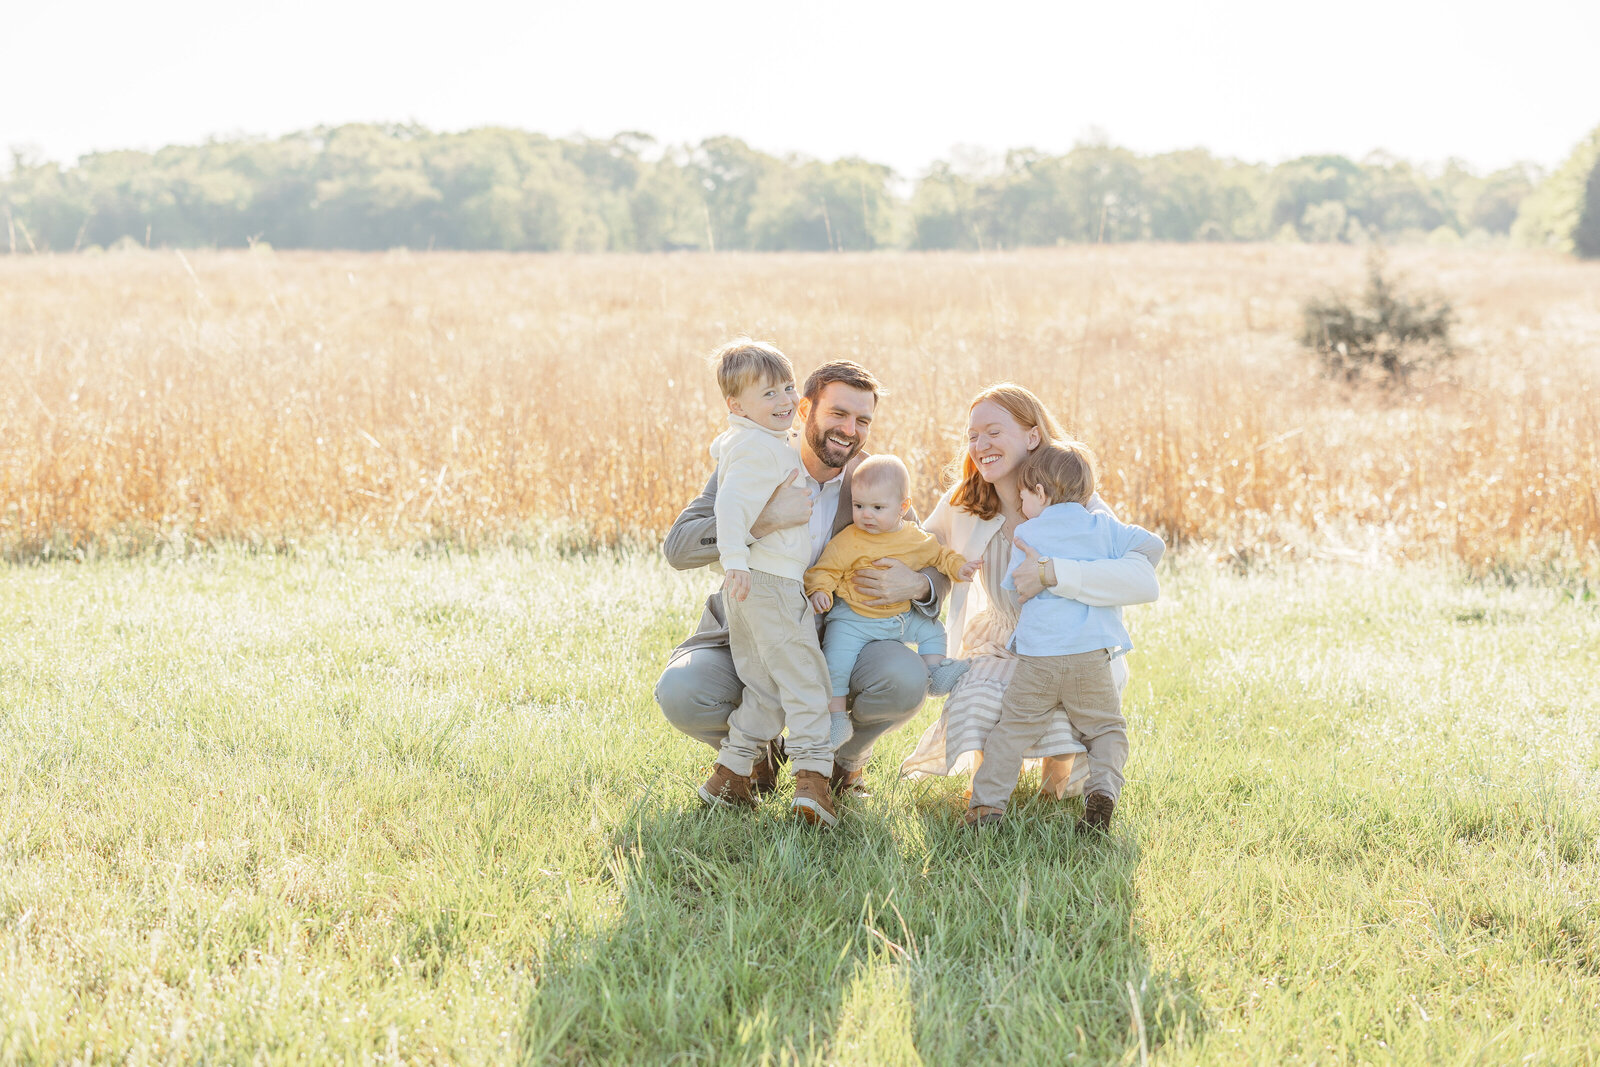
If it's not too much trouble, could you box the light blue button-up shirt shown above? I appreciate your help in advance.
[1002,502,1163,657]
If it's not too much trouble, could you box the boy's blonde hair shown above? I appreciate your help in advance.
[850,454,909,500]
[710,337,794,399]
[1014,441,1095,507]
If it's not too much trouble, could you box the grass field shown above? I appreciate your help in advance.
[3,245,1597,1062]
[2,546,1596,1063]
[4,246,1599,567]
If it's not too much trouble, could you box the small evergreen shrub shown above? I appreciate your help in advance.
[1299,255,1454,385]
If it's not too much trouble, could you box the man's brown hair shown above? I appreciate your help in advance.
[1014,440,1096,507]
[802,360,884,404]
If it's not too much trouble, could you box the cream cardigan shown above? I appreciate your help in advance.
[709,415,810,581]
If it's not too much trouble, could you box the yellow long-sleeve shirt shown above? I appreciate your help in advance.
[804,524,970,619]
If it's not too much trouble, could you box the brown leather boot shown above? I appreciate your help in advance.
[698,763,757,810]
[791,770,838,828]
[750,744,779,797]
[961,804,1004,827]
[1078,791,1115,833]
[829,764,871,799]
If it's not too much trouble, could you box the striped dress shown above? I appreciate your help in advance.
[899,527,1088,797]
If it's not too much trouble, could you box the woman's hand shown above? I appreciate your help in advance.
[723,569,751,602]
[851,558,931,606]
[809,590,833,613]
[1011,537,1053,602]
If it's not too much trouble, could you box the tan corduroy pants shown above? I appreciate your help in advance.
[970,648,1126,811]
[720,570,834,777]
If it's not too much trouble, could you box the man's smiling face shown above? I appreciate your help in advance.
[800,382,875,472]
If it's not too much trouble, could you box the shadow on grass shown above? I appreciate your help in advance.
[520,778,1204,1064]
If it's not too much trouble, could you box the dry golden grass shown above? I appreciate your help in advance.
[3,245,1598,568]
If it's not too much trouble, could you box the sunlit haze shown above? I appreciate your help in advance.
[4,0,1598,174]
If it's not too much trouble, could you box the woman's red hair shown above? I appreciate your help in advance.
[947,383,1069,520]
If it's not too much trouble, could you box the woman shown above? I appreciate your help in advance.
[900,384,1161,798]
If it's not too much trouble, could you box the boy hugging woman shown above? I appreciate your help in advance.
[965,440,1163,832]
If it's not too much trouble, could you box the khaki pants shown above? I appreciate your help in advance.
[971,649,1126,811]
[721,570,833,777]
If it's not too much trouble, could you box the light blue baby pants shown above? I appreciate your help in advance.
[821,602,948,697]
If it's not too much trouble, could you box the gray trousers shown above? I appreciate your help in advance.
[970,649,1126,810]
[656,635,929,774]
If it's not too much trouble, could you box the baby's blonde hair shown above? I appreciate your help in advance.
[710,337,794,399]
[1014,441,1095,506]
[851,454,910,500]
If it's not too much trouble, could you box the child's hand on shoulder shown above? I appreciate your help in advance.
[958,559,982,582]
[724,569,752,602]
[809,590,833,613]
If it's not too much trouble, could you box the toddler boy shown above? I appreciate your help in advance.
[965,441,1164,832]
[697,338,838,827]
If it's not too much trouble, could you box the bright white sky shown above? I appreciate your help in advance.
[4,0,1597,177]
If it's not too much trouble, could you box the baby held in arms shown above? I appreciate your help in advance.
[804,455,980,748]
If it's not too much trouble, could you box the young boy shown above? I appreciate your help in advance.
[804,455,981,747]
[965,441,1164,833]
[697,338,838,827]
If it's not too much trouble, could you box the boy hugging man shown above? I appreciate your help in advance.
[966,441,1164,833]
[697,339,839,828]
[804,455,980,746]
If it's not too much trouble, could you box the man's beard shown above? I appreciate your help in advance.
[806,417,862,470]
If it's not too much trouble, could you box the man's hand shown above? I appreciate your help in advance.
[958,559,982,582]
[749,469,812,540]
[852,558,932,607]
[1011,537,1051,602]
[724,569,752,602]
[809,590,833,613]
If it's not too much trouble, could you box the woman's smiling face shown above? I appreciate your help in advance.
[967,399,1041,485]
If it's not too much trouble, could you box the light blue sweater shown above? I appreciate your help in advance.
[1001,502,1164,657]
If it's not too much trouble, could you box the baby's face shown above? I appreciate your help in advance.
[1020,484,1049,520]
[728,377,798,431]
[850,482,906,535]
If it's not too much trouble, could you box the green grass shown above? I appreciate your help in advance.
[1,548,1597,1063]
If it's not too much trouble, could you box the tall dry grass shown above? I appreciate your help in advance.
[3,245,1598,567]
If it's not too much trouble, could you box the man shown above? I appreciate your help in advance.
[655,360,947,796]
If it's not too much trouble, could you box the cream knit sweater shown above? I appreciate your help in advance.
[709,415,810,581]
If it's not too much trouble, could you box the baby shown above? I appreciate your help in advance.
[804,454,980,747]
[965,440,1164,832]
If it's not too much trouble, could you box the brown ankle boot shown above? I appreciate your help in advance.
[750,744,779,797]
[1079,791,1115,833]
[829,764,871,799]
[698,763,757,810]
[961,804,1004,827]
[791,770,838,828]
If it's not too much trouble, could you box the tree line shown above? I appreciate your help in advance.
[1,123,1594,254]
